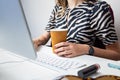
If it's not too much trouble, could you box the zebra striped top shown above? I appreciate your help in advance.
[45,1,118,47]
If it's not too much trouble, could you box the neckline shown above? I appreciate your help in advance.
[67,1,87,10]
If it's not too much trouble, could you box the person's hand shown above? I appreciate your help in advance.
[33,38,41,50]
[54,42,89,58]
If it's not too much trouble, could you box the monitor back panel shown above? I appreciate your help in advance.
[0,0,36,60]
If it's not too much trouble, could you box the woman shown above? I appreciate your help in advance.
[34,0,120,60]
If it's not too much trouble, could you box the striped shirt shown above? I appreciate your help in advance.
[45,1,118,48]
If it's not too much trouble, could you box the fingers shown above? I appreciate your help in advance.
[64,54,74,58]
[54,46,69,53]
[54,42,69,49]
[56,49,71,56]
[54,42,69,53]
[56,50,75,58]
[33,39,40,50]
[54,42,73,57]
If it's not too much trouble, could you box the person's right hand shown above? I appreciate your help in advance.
[33,32,50,50]
[33,38,41,50]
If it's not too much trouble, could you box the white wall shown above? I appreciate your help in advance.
[21,0,55,38]
[21,0,120,42]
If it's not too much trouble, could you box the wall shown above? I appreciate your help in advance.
[21,0,55,39]
[21,0,120,42]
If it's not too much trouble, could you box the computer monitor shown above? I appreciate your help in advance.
[0,0,36,59]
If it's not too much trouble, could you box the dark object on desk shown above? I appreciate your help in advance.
[78,64,100,79]
[54,64,100,80]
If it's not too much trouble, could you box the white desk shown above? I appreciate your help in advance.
[0,46,120,80]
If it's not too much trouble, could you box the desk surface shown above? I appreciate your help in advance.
[0,46,120,80]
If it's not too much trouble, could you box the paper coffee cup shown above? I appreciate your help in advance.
[50,28,67,52]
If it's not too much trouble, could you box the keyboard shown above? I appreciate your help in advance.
[36,48,87,72]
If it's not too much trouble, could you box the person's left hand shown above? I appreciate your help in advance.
[54,42,89,58]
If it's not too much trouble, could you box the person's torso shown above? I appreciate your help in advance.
[55,2,95,45]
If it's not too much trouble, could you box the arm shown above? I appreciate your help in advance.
[33,31,50,49]
[89,1,120,60]
[93,41,120,60]
[33,5,58,49]
[54,41,120,60]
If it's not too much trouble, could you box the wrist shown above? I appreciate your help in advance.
[37,38,43,45]
[82,44,90,55]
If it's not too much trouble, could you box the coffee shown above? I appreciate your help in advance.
[50,29,67,52]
